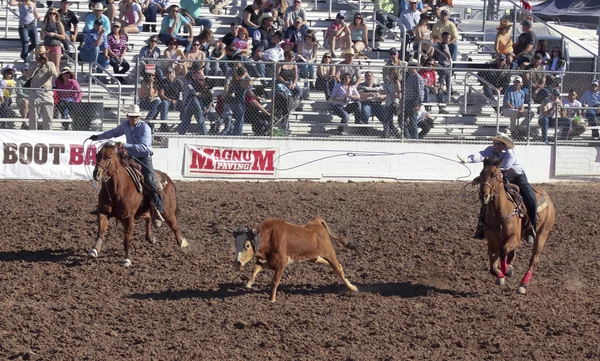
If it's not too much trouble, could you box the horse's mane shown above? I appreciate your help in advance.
[483,157,502,168]
[101,142,135,168]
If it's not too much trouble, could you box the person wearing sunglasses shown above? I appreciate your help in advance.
[349,12,370,57]
[580,79,600,138]
[460,132,537,245]
[41,7,65,72]
[158,5,193,50]
[139,35,164,79]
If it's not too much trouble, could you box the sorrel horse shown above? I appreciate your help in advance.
[474,158,556,294]
[89,142,189,267]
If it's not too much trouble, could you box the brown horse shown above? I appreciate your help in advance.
[474,158,556,294]
[89,142,189,267]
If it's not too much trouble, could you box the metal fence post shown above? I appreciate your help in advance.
[482,0,487,39]
[134,57,140,105]
[401,65,406,143]
[270,61,276,139]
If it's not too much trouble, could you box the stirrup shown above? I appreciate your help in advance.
[472,226,485,240]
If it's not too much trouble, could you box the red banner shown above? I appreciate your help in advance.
[184,145,279,179]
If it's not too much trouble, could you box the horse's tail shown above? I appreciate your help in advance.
[163,172,179,217]
[321,220,360,255]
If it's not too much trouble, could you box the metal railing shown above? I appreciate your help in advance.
[463,71,501,131]
[371,10,406,61]
[416,38,454,95]
[88,61,122,122]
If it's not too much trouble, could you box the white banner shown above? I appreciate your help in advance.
[184,144,279,179]
[0,130,124,180]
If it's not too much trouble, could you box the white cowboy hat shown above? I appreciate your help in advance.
[60,66,75,77]
[34,45,48,54]
[257,13,273,24]
[490,132,514,149]
[93,2,104,10]
[126,104,142,117]
[408,58,419,66]
[341,48,355,56]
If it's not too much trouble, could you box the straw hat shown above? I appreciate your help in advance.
[497,20,512,30]
[490,132,514,149]
[341,48,355,56]
[34,45,48,54]
[60,66,75,78]
[93,2,104,11]
[126,104,142,117]
[257,13,273,24]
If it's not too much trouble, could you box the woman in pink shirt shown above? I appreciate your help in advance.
[54,66,82,130]
[107,23,130,84]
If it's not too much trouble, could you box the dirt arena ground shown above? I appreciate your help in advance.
[0,180,599,360]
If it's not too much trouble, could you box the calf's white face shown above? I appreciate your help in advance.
[233,229,256,268]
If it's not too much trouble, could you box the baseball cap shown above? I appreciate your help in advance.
[336,12,345,19]
[533,52,542,59]
[522,19,532,27]
[94,19,103,26]
[551,88,561,96]
[513,75,522,83]
[592,79,599,85]
[389,47,398,55]
[440,9,448,15]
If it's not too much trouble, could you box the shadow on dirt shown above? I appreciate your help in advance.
[128,281,478,301]
[0,248,79,264]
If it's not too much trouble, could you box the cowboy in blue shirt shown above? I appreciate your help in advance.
[90,104,163,225]
[461,133,537,245]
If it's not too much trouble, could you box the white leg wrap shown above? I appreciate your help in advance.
[121,259,132,267]
[88,249,98,258]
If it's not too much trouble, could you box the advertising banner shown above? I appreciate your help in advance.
[184,145,279,179]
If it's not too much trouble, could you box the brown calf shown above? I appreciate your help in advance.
[233,217,359,302]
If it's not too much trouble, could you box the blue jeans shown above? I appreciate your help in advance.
[161,99,181,121]
[193,17,213,30]
[332,102,362,124]
[135,156,162,213]
[179,97,207,135]
[57,98,75,119]
[448,43,458,62]
[80,46,108,73]
[424,87,445,103]
[522,87,550,104]
[382,105,400,137]
[143,3,158,23]
[158,33,190,51]
[360,101,385,124]
[220,101,246,136]
[298,63,315,79]
[140,98,161,121]
[403,102,420,139]
[18,22,38,61]
[538,116,572,143]
[585,109,600,137]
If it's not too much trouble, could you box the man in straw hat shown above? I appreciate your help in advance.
[28,45,59,130]
[89,104,164,226]
[335,47,361,85]
[459,132,537,244]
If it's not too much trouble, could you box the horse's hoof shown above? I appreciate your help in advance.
[244,283,252,290]
[496,277,505,286]
[88,249,98,258]
[121,259,132,267]
[147,235,156,244]
[506,265,514,278]
[516,285,527,294]
[180,237,189,248]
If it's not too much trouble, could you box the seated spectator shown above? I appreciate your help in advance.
[562,89,585,138]
[538,88,572,143]
[296,29,318,82]
[477,54,511,105]
[58,0,79,55]
[81,3,111,37]
[243,0,264,36]
[221,22,239,48]
[511,19,537,70]
[503,75,529,133]
[80,20,109,74]
[139,71,162,123]
[431,9,457,61]
[494,20,513,65]
[348,12,370,56]
[142,0,169,32]
[15,65,29,120]
[276,50,302,99]
[335,48,361,85]
[107,24,130,84]
[403,58,425,139]
[89,0,116,28]
[263,0,287,15]
[534,39,550,66]
[195,29,223,76]
[186,38,206,62]
[285,17,308,48]
[545,46,566,89]
[398,0,420,46]
[232,27,252,58]
[316,52,336,99]
[179,68,212,135]
[246,91,271,136]
[323,13,351,59]
[0,65,16,117]
[252,30,284,79]
[523,53,550,104]
[284,0,308,31]
[41,7,66,72]
[180,0,213,31]
[330,72,364,130]
[164,39,187,76]
[357,71,386,125]
[413,14,433,58]
[117,0,144,34]
[139,35,164,79]
[398,0,428,13]
[580,79,600,138]
[159,67,184,125]
[159,5,193,50]
[252,13,276,56]
[271,9,285,32]
[54,66,81,130]
[416,106,434,138]
[418,57,445,106]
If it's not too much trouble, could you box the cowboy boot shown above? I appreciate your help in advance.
[473,205,485,239]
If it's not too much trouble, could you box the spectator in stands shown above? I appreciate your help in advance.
[0,65,16,119]
[562,89,583,138]
[180,68,211,134]
[399,0,428,13]
[502,75,528,133]
[117,0,145,34]
[413,14,433,58]
[381,68,402,138]
[323,13,351,59]
[253,29,284,79]
[180,0,213,31]
[523,53,550,104]
[142,0,170,32]
[316,52,336,99]
[81,3,111,37]
[159,5,193,50]
[545,47,566,89]
[246,90,271,136]
[416,106,434,138]
[28,45,58,130]
[164,40,188,76]
[159,67,184,124]
[403,58,424,139]
[194,29,222,76]
[58,0,78,54]
[221,22,239,48]
[534,40,550,66]
[538,88,572,143]
[399,0,420,46]
[494,20,513,65]
[431,9,457,61]
[330,72,363,132]
[10,0,42,62]
[348,12,370,57]
[580,79,600,138]
[276,50,302,99]
[80,20,109,74]
[271,9,285,32]
[511,19,537,70]
[357,71,386,125]
[252,13,276,59]
[432,32,451,93]
[418,57,445,108]
[263,0,287,15]
[284,0,308,31]
[221,65,252,135]
[139,35,164,79]
[243,0,264,36]
[89,0,116,27]
[232,27,251,58]
[373,0,398,42]
[186,38,206,63]
[41,7,66,73]
[54,66,81,130]
[285,17,308,48]
[140,71,161,123]
[335,48,361,86]
[477,54,511,106]
[382,47,405,84]
[15,65,29,120]
[296,29,318,82]
[107,24,130,84]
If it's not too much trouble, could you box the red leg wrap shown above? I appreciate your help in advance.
[521,270,532,286]
[500,259,508,274]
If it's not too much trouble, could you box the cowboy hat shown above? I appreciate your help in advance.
[408,58,419,66]
[490,132,514,149]
[126,104,142,117]
[341,48,355,56]
[257,13,273,24]
[60,66,75,77]
[497,20,512,30]
[34,45,48,54]
[93,2,104,10]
